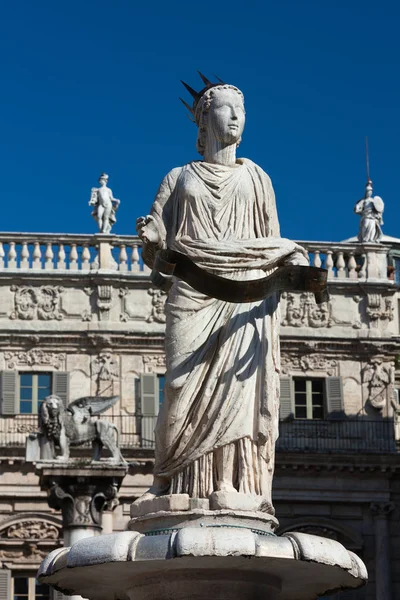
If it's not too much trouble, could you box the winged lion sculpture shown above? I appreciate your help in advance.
[38,394,126,463]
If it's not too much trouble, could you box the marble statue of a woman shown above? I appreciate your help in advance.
[136,75,308,513]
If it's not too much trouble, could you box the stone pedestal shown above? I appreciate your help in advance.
[39,489,367,600]
[38,524,367,600]
[36,462,128,600]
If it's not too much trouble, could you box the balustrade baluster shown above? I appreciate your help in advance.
[20,242,30,269]
[119,244,128,272]
[359,253,367,278]
[336,251,346,279]
[57,244,66,270]
[69,244,78,270]
[82,244,90,271]
[45,242,54,270]
[313,250,322,268]
[32,242,42,269]
[8,242,17,269]
[326,250,334,279]
[0,243,4,268]
[348,252,358,279]
[131,243,140,272]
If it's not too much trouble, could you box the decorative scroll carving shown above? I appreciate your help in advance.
[370,502,395,518]
[2,520,60,540]
[147,288,167,323]
[4,349,65,370]
[143,354,166,372]
[49,480,119,528]
[367,294,394,327]
[362,360,393,410]
[91,352,119,382]
[97,285,112,321]
[281,353,338,376]
[10,286,64,321]
[282,292,332,328]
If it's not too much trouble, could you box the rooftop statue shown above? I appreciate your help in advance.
[354,179,384,243]
[38,394,125,463]
[135,73,324,514]
[89,172,120,234]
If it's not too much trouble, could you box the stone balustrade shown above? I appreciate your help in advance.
[296,240,391,281]
[0,233,146,273]
[0,234,392,281]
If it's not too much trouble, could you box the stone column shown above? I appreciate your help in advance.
[36,463,128,600]
[370,501,395,600]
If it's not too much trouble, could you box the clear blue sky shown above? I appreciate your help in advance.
[1,0,399,242]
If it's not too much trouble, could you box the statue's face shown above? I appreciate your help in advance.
[208,88,245,145]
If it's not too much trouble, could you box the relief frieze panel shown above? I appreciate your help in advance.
[281,353,338,376]
[10,285,64,321]
[4,349,66,370]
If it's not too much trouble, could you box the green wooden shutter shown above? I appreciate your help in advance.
[0,371,18,415]
[52,372,70,407]
[326,376,344,418]
[280,377,294,420]
[0,569,11,600]
[140,374,159,416]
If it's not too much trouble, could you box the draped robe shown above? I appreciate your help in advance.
[147,158,307,502]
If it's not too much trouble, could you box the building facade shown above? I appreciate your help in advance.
[0,232,399,599]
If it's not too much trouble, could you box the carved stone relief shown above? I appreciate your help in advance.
[96,285,113,321]
[282,292,332,328]
[1,520,60,540]
[119,288,151,322]
[10,286,64,320]
[0,544,49,561]
[91,352,119,382]
[143,354,166,373]
[366,294,394,328]
[281,353,338,376]
[361,359,393,410]
[4,349,65,370]
[281,292,362,329]
[147,288,166,323]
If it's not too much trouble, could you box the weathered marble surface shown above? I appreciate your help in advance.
[136,81,309,511]
[35,395,125,462]
[38,528,367,600]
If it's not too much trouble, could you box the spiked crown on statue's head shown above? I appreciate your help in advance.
[180,71,226,123]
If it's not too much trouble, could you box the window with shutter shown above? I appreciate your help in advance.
[0,569,11,600]
[140,374,159,448]
[279,377,294,420]
[52,372,70,407]
[294,378,324,420]
[325,377,344,418]
[0,371,18,415]
[19,372,52,414]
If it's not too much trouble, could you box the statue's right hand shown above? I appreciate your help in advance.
[136,215,161,245]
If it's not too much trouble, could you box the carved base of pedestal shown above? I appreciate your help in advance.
[38,528,367,600]
[129,508,278,535]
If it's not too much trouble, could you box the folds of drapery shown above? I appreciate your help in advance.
[147,159,308,490]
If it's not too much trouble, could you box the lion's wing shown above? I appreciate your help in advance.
[68,395,119,415]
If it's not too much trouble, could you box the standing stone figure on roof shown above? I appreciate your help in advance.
[354,179,384,243]
[89,173,120,234]
[136,73,309,513]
